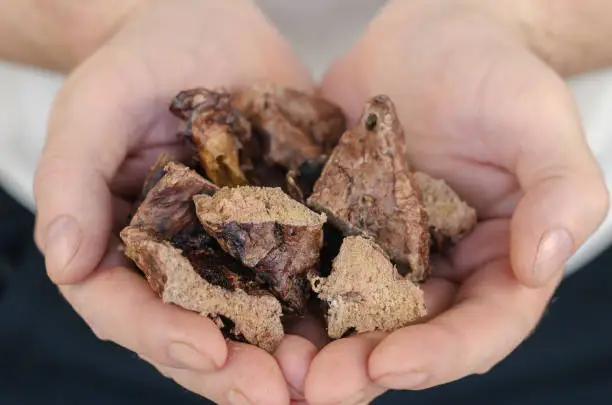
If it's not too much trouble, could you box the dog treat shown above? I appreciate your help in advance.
[194,186,326,312]
[232,83,346,170]
[414,172,477,251]
[170,88,251,187]
[120,227,283,352]
[129,161,218,240]
[309,236,427,339]
[307,95,430,281]
[119,85,479,351]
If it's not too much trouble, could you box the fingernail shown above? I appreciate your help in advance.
[227,389,253,405]
[44,215,81,278]
[168,342,217,371]
[534,228,574,284]
[374,371,428,390]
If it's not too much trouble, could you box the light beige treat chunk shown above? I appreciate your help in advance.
[310,236,427,339]
[196,186,325,227]
[414,172,477,249]
[120,226,284,352]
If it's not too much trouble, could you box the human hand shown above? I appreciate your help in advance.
[305,1,609,403]
[33,1,318,403]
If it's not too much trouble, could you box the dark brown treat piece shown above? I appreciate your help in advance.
[128,154,175,221]
[140,154,174,200]
[414,172,477,251]
[194,186,326,312]
[129,161,218,240]
[309,236,427,339]
[232,83,346,170]
[120,226,283,352]
[170,88,252,187]
[307,95,430,281]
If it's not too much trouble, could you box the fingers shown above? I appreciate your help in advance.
[275,335,318,402]
[59,247,228,372]
[33,67,136,285]
[369,258,560,390]
[304,277,455,405]
[509,78,609,287]
[437,219,510,283]
[147,342,290,405]
[305,332,387,405]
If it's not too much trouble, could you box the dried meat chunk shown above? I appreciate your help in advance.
[194,186,326,312]
[129,161,218,240]
[232,83,346,170]
[307,95,430,281]
[170,88,252,187]
[120,227,283,352]
[414,172,477,251]
[310,236,427,339]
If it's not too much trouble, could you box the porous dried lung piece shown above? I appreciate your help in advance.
[232,83,346,170]
[170,88,252,187]
[194,186,326,312]
[120,227,283,352]
[414,172,477,251]
[310,236,427,339]
[307,95,430,281]
[129,161,218,240]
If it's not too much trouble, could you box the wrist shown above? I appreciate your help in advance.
[59,1,150,71]
[0,0,149,72]
[382,0,612,77]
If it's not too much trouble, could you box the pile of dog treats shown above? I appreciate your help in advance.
[120,84,477,352]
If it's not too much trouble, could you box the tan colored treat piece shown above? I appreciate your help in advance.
[170,88,252,187]
[232,83,346,170]
[194,186,326,312]
[307,95,430,281]
[414,172,477,250]
[120,226,284,353]
[129,161,218,239]
[310,236,427,339]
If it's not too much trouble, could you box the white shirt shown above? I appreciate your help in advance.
[0,0,610,274]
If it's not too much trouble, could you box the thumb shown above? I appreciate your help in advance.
[34,67,130,285]
[510,90,609,288]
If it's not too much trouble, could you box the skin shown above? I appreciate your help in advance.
[1,0,608,404]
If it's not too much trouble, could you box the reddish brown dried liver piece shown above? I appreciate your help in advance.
[309,236,427,339]
[170,88,252,187]
[232,83,346,170]
[307,95,430,281]
[120,226,283,352]
[194,186,326,312]
[129,161,218,240]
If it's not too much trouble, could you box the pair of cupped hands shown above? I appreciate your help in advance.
[33,1,608,404]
